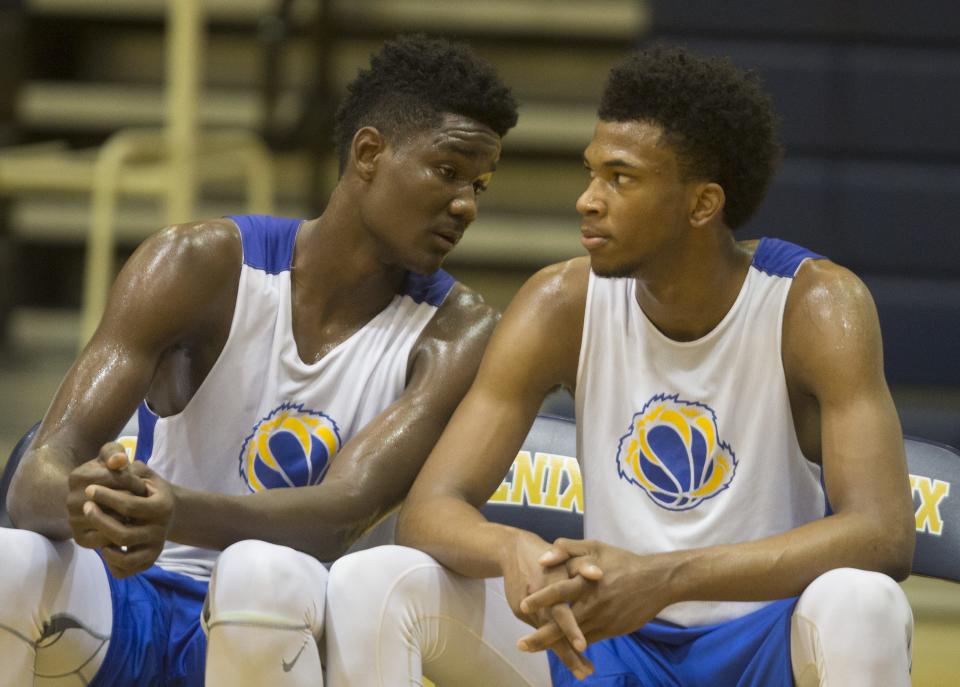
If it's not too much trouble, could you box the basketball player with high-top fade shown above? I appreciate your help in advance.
[330,47,915,686]
[0,35,516,687]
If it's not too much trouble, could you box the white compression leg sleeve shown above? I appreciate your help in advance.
[791,567,914,687]
[0,527,113,686]
[324,545,550,687]
[204,539,328,687]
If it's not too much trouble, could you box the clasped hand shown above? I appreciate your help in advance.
[515,539,676,672]
[66,441,174,577]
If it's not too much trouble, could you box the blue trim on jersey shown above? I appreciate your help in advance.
[402,269,455,306]
[550,597,798,686]
[228,214,301,275]
[752,238,824,278]
[89,562,208,687]
[134,402,159,464]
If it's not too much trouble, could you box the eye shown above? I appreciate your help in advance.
[612,172,633,186]
[473,180,489,194]
[436,165,457,180]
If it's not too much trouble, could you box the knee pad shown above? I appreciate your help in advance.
[797,567,912,630]
[327,545,438,609]
[207,540,328,634]
[792,567,913,686]
[0,530,113,686]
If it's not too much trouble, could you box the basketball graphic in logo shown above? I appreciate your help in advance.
[239,403,342,493]
[616,394,737,510]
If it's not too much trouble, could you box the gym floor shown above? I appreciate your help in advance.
[1,308,957,685]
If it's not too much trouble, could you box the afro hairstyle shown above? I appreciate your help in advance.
[599,45,782,230]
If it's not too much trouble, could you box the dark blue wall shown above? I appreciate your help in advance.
[648,2,960,388]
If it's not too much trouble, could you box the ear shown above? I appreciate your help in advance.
[350,126,387,181]
[689,182,725,228]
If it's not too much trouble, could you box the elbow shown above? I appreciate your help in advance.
[315,511,394,561]
[395,499,427,549]
[318,533,355,562]
[884,520,916,582]
[882,548,913,583]
[395,503,415,548]
[298,526,356,562]
[863,513,915,582]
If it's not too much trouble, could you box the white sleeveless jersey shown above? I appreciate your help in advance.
[575,238,828,627]
[134,214,456,579]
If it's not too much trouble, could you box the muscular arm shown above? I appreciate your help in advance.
[396,259,588,577]
[162,284,500,561]
[667,260,914,597]
[7,221,241,539]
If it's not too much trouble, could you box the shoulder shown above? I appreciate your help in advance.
[409,281,498,377]
[127,219,242,300]
[103,218,243,343]
[783,257,883,393]
[429,282,499,338]
[784,258,877,335]
[511,256,592,327]
[481,257,590,391]
[142,218,242,276]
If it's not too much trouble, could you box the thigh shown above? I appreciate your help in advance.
[325,545,550,687]
[0,528,113,685]
[423,576,550,687]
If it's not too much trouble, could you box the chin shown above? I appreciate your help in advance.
[406,255,445,275]
[590,256,639,279]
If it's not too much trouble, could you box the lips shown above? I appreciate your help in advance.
[432,225,465,250]
[580,226,609,251]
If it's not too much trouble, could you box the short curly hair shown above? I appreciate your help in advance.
[599,46,782,229]
[334,34,518,173]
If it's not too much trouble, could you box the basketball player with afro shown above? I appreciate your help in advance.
[1,35,516,686]
[327,46,915,686]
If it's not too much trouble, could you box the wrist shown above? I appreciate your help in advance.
[166,483,187,539]
[495,526,547,576]
[660,549,698,606]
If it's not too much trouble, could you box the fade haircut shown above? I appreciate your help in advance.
[334,34,519,174]
[599,46,782,230]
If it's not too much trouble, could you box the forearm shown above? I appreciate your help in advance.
[7,448,74,539]
[397,494,538,578]
[168,478,384,560]
[669,510,913,605]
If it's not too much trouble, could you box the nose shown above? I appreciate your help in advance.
[576,178,604,217]
[448,186,479,225]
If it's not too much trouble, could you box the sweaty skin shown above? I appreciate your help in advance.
[396,120,914,677]
[9,113,502,574]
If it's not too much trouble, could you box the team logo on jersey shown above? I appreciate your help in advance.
[239,403,342,493]
[616,394,737,511]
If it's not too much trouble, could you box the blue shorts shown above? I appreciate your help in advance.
[89,560,208,687]
[549,598,797,687]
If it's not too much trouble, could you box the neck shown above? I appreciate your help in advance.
[633,228,751,342]
[292,184,406,317]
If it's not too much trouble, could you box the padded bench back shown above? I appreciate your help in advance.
[4,415,957,585]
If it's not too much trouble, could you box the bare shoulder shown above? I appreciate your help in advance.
[785,258,878,336]
[783,257,884,394]
[482,256,591,393]
[511,256,591,327]
[137,218,242,286]
[425,281,500,343]
[420,255,591,345]
[99,218,243,346]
